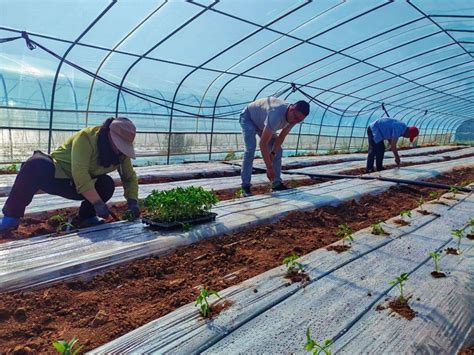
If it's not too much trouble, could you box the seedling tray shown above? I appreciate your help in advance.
[142,212,217,231]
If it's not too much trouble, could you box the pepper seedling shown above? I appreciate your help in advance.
[428,251,441,273]
[400,210,412,218]
[336,223,354,246]
[283,253,304,273]
[417,196,425,210]
[56,221,74,234]
[195,287,221,318]
[233,187,245,200]
[52,337,82,355]
[305,327,333,355]
[389,272,409,303]
[428,191,440,201]
[371,222,386,236]
[451,228,464,253]
[448,186,459,196]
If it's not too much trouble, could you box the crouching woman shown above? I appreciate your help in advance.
[0,117,140,233]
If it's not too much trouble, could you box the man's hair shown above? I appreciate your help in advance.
[294,100,310,117]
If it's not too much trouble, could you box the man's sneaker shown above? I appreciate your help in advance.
[76,216,105,229]
[0,216,20,233]
[241,186,252,197]
[272,183,290,192]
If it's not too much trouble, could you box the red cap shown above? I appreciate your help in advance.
[408,126,419,142]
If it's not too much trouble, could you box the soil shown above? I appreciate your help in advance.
[446,247,461,255]
[388,298,416,320]
[393,219,410,226]
[284,271,310,284]
[326,244,352,253]
[467,233,474,241]
[0,168,473,353]
[430,271,447,278]
[459,343,474,355]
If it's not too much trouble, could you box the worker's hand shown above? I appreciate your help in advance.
[395,156,401,166]
[126,199,141,220]
[266,166,275,182]
[93,200,111,219]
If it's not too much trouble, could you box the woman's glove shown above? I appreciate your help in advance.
[126,199,141,220]
[93,200,111,219]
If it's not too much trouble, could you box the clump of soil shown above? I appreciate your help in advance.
[417,209,431,215]
[446,247,460,255]
[388,298,416,320]
[284,271,310,283]
[467,233,474,241]
[207,300,234,320]
[393,219,410,226]
[327,244,351,253]
[430,271,446,278]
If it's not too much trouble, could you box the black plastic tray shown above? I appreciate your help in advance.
[142,212,217,231]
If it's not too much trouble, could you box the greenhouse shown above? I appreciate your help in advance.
[0,1,473,354]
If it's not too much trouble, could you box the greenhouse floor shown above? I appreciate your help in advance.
[0,149,472,353]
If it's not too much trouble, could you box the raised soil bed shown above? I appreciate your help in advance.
[0,168,472,353]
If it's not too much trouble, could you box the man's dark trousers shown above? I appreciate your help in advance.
[366,127,385,172]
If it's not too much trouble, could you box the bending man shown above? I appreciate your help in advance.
[240,97,310,196]
[366,117,419,173]
[0,117,140,233]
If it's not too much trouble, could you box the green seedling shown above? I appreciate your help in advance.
[428,191,440,201]
[469,218,474,234]
[417,196,425,209]
[283,253,304,273]
[52,337,83,355]
[389,272,409,303]
[429,251,441,273]
[305,327,333,355]
[327,148,338,155]
[224,150,237,161]
[49,214,66,225]
[195,287,221,318]
[371,222,386,236]
[144,186,219,223]
[451,228,464,253]
[400,210,412,218]
[122,209,135,222]
[0,164,17,174]
[56,221,74,234]
[448,186,459,196]
[233,187,245,200]
[336,223,354,246]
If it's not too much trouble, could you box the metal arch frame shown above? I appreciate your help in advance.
[205,2,394,159]
[114,1,218,117]
[168,0,311,163]
[448,118,474,144]
[440,117,466,144]
[46,0,117,154]
[347,102,380,150]
[85,1,167,126]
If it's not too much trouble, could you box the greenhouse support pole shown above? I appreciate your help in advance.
[46,0,117,154]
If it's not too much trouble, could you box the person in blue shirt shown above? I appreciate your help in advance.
[366,117,419,173]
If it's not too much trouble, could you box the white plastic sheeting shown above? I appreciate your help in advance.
[90,190,473,354]
[0,173,309,218]
[0,157,472,293]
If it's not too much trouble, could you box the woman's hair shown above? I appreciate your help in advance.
[97,117,120,167]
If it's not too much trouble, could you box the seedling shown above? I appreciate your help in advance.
[400,210,412,218]
[283,253,304,273]
[122,210,135,222]
[429,251,441,273]
[288,179,299,189]
[144,186,219,223]
[56,221,74,234]
[389,272,409,303]
[0,164,17,174]
[417,196,425,210]
[49,214,66,225]
[448,186,459,196]
[371,222,386,236]
[233,187,245,200]
[305,327,333,355]
[428,191,440,201]
[336,224,354,246]
[451,228,464,253]
[224,150,237,161]
[52,337,83,355]
[195,287,221,318]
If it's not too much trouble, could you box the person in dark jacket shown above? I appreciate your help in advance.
[0,117,140,233]
[366,117,419,173]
